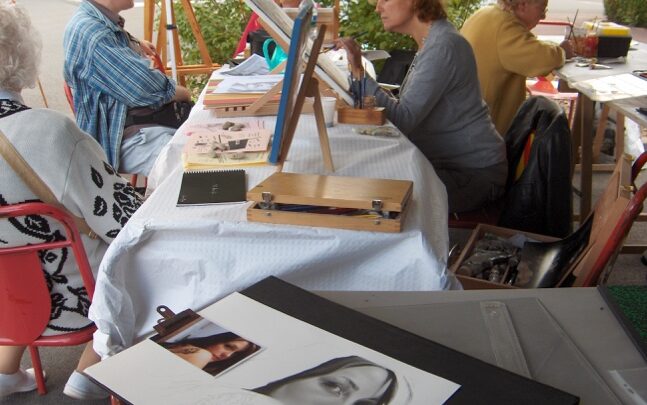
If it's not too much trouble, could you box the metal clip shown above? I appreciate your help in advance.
[153,306,200,336]
[259,191,275,210]
[371,200,389,218]
[156,305,176,321]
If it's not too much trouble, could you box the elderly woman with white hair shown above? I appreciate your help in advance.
[0,1,141,400]
[461,0,574,135]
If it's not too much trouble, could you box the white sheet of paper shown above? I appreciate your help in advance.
[212,75,284,94]
[572,73,647,101]
[222,54,271,76]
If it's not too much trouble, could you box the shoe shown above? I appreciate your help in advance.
[63,370,109,400]
[0,368,38,397]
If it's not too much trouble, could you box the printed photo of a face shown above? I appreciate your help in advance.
[253,355,400,405]
[153,318,262,377]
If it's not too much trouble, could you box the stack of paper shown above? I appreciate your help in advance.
[203,75,283,109]
[572,73,647,102]
[181,121,272,170]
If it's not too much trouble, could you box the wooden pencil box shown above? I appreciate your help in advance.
[337,107,386,125]
[247,172,413,232]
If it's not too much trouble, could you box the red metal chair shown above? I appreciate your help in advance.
[63,82,74,114]
[578,152,647,286]
[0,202,97,395]
[526,77,578,126]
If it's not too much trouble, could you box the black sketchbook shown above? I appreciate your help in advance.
[241,277,580,405]
[177,169,246,206]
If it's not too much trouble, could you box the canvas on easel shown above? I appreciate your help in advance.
[266,1,333,172]
[244,0,354,107]
[208,0,334,171]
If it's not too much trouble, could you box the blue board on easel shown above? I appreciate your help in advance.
[267,0,314,165]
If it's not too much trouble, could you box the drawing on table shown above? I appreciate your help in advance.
[211,75,284,94]
[182,121,272,169]
[573,73,647,102]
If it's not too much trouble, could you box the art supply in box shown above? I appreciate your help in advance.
[579,21,632,58]
[458,233,524,285]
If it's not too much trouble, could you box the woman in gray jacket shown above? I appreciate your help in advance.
[336,0,507,213]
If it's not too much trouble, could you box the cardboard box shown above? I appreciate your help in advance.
[453,154,634,289]
[247,172,412,232]
[451,224,558,289]
[570,155,633,286]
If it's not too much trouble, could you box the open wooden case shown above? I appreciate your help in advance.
[247,172,413,232]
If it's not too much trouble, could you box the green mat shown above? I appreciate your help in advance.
[600,285,647,360]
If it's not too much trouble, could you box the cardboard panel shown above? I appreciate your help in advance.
[570,154,632,284]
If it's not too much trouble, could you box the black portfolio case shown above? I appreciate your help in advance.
[241,277,580,405]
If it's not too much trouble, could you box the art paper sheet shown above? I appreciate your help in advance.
[222,54,271,76]
[573,73,647,101]
[211,75,285,95]
[86,293,460,404]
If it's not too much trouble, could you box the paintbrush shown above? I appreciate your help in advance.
[567,9,579,41]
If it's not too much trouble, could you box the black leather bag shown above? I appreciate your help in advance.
[125,101,194,129]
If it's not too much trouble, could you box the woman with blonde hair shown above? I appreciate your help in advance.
[336,0,506,214]
[0,1,142,399]
[461,0,573,135]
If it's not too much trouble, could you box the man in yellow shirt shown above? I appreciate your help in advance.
[461,0,573,135]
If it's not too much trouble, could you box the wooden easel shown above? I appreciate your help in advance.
[273,24,334,173]
[143,0,221,85]
[213,21,334,171]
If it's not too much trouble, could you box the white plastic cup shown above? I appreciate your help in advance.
[321,97,337,127]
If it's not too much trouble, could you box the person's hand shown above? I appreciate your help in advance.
[173,85,192,102]
[334,37,363,78]
[139,40,157,58]
[560,39,575,59]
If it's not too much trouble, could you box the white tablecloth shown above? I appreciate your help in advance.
[89,82,458,357]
